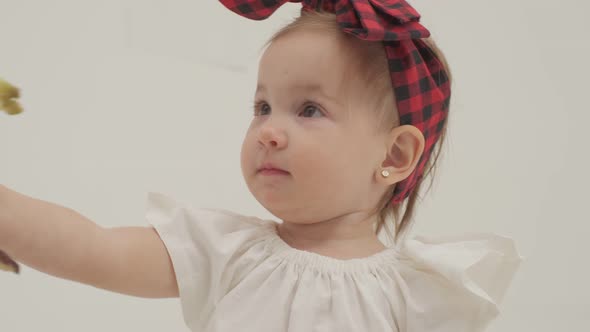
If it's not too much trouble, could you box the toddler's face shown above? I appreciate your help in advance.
[240,27,389,224]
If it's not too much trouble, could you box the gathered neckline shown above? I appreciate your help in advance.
[259,220,401,274]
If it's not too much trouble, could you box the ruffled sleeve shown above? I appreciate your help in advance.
[144,191,273,330]
[393,233,523,332]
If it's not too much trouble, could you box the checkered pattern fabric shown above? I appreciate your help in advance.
[219,0,451,205]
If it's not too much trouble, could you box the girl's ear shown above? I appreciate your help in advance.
[376,125,425,185]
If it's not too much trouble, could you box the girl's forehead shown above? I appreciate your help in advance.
[257,31,357,97]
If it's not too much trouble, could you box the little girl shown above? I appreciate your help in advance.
[0,0,522,331]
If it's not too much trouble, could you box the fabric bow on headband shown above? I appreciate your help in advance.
[219,0,451,205]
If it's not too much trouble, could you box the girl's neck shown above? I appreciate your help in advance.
[276,218,387,259]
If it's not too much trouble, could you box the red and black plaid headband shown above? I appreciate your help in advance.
[219,0,451,205]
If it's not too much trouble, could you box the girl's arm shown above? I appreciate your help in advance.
[0,185,179,298]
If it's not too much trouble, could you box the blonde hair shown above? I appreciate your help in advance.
[266,10,452,244]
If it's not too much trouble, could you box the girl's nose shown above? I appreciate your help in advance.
[257,123,287,149]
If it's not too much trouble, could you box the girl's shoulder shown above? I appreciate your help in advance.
[145,191,276,231]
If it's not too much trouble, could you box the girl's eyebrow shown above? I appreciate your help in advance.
[256,83,342,105]
[255,84,266,94]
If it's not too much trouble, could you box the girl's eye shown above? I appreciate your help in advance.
[253,101,324,118]
[253,102,271,116]
[300,104,323,118]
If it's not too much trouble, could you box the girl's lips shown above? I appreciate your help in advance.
[258,169,290,176]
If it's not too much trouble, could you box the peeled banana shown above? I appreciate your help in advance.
[0,76,23,115]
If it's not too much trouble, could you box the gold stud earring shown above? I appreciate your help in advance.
[381,170,390,178]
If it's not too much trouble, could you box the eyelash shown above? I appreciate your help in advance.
[252,100,326,118]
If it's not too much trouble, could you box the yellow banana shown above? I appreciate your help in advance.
[0,76,23,273]
[0,76,23,115]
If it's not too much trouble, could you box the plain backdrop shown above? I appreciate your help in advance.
[1,0,588,331]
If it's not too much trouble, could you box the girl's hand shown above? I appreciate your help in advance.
[0,77,23,115]
[0,250,19,274]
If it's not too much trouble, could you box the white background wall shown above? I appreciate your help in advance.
[1,0,588,331]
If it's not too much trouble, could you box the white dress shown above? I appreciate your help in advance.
[146,192,522,332]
